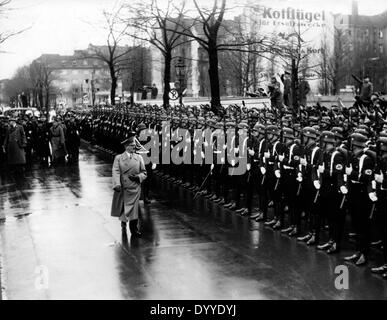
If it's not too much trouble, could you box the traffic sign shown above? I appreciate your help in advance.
[168,89,179,100]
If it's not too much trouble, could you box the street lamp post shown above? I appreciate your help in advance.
[175,56,186,107]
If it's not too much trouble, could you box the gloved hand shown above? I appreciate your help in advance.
[375,173,384,184]
[231,159,236,167]
[264,151,270,159]
[201,151,205,159]
[260,167,266,175]
[246,163,251,171]
[248,149,255,156]
[204,141,209,148]
[275,170,281,178]
[369,192,378,202]
[152,163,157,170]
[129,175,140,183]
[234,147,239,154]
[210,164,214,170]
[340,186,348,194]
[313,180,321,190]
[345,165,353,176]
[113,185,122,192]
[300,158,307,166]
[318,164,324,174]
[296,172,302,182]
[278,154,284,162]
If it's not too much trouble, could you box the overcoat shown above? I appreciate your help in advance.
[111,152,147,221]
[3,124,27,165]
[50,124,66,160]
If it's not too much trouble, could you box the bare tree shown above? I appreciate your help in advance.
[219,17,265,96]
[81,7,138,105]
[316,27,352,95]
[160,0,273,114]
[3,65,32,105]
[0,0,29,46]
[29,60,53,110]
[121,0,191,107]
[268,21,321,110]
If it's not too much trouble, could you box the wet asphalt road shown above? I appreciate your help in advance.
[0,143,386,300]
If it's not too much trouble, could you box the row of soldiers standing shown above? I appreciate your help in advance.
[77,101,387,279]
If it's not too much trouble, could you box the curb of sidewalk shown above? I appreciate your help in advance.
[0,231,7,300]
[81,139,117,162]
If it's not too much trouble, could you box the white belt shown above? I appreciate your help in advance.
[283,165,294,170]
[351,180,361,184]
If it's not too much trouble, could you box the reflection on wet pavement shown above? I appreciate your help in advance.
[0,144,386,300]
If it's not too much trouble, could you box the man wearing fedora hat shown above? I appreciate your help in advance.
[111,133,147,237]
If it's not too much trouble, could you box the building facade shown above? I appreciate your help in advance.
[150,0,336,98]
[334,1,387,93]
[32,44,153,109]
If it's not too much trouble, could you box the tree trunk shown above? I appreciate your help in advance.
[38,86,43,110]
[291,58,298,116]
[163,51,171,107]
[109,65,117,106]
[208,41,221,114]
[45,87,50,109]
[252,55,258,92]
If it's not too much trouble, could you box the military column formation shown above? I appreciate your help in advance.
[73,99,387,280]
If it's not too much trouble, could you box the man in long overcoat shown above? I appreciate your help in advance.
[50,117,66,165]
[2,118,27,174]
[111,135,147,237]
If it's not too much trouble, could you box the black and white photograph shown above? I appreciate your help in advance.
[1,0,387,307]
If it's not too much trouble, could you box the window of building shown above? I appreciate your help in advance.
[380,30,384,38]
[380,44,384,54]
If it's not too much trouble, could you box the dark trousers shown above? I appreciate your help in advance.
[233,173,246,209]
[245,169,260,213]
[348,183,373,256]
[314,182,341,244]
[259,165,275,220]
[269,169,283,221]
[377,190,387,262]
[281,170,297,226]
[129,219,139,233]
[299,180,317,233]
